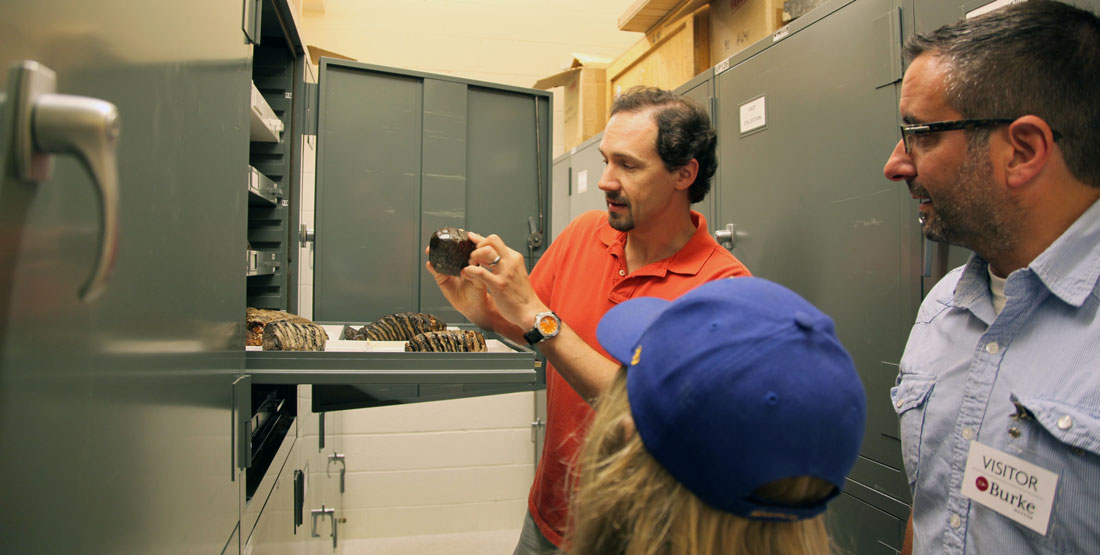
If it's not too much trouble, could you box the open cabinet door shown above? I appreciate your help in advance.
[312,59,552,324]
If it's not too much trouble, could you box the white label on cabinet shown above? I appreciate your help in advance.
[577,169,589,194]
[740,96,767,134]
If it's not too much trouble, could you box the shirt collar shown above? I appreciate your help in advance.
[1029,196,1100,306]
[955,197,1100,308]
[598,211,713,276]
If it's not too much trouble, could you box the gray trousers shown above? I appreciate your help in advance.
[513,511,562,555]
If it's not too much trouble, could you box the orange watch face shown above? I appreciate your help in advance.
[538,315,559,335]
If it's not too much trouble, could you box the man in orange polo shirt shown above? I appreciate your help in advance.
[426,86,750,554]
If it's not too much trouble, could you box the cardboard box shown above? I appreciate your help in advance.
[534,54,610,152]
[606,7,710,104]
[709,0,787,64]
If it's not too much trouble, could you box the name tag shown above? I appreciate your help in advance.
[961,441,1059,535]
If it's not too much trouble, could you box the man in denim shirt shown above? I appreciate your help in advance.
[882,1,1100,553]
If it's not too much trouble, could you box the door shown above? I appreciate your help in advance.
[312,60,552,325]
[714,0,916,550]
[0,2,250,552]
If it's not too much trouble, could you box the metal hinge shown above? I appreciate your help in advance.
[531,418,545,443]
[312,505,338,550]
[328,452,346,493]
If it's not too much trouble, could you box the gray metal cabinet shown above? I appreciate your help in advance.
[566,133,611,221]
[239,2,552,551]
[713,0,915,551]
[0,2,250,553]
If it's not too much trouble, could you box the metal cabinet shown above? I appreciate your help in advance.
[238,1,552,552]
[0,1,250,553]
[712,0,914,550]
[1,0,548,552]
[675,68,719,227]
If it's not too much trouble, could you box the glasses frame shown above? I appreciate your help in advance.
[899,118,1020,153]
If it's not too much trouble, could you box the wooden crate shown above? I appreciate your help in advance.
[607,6,711,106]
[709,0,788,64]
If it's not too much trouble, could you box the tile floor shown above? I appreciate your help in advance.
[340,529,521,554]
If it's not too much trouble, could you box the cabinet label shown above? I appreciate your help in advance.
[739,96,767,135]
[577,169,588,194]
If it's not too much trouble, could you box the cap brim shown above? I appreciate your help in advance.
[596,297,671,364]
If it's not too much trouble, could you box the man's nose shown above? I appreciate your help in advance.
[597,166,617,191]
[883,139,915,182]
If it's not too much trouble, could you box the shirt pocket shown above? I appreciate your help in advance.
[891,374,936,487]
[1011,395,1100,552]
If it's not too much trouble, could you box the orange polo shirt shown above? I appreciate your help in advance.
[526,209,751,546]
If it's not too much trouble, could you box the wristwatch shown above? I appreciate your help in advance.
[523,311,561,345]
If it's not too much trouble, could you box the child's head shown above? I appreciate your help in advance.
[568,277,866,555]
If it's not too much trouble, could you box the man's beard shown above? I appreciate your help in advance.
[915,146,1020,257]
[607,194,635,232]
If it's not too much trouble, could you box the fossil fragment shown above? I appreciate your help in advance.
[429,227,476,276]
[345,312,447,341]
[247,307,311,346]
[261,320,329,351]
[404,329,488,352]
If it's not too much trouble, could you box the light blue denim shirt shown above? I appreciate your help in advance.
[893,198,1100,554]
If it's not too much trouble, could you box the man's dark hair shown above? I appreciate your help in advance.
[610,86,718,203]
[904,0,1100,187]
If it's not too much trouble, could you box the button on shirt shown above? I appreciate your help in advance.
[892,198,1100,554]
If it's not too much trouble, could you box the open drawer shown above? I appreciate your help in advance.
[245,324,541,412]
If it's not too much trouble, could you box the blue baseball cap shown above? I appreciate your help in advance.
[596,277,866,521]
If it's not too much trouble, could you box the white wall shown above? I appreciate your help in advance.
[294,0,640,540]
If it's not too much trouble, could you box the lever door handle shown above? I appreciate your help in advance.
[6,60,120,301]
[713,223,745,250]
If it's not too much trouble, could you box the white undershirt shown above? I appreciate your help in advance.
[989,266,1007,315]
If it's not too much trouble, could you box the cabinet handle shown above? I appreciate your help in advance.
[713,223,741,249]
[4,60,120,301]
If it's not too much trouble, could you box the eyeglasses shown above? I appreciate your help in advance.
[899,118,1017,153]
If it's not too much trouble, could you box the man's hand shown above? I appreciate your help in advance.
[425,244,497,329]
[429,230,618,401]
[459,231,548,333]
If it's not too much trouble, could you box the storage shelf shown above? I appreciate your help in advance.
[250,81,284,142]
[248,165,283,205]
[246,249,280,276]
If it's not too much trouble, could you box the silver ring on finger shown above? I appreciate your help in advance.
[487,255,501,267]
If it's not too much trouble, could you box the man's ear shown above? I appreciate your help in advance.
[1003,115,1055,189]
[675,158,699,191]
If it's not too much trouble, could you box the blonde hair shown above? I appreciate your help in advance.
[566,367,836,555]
